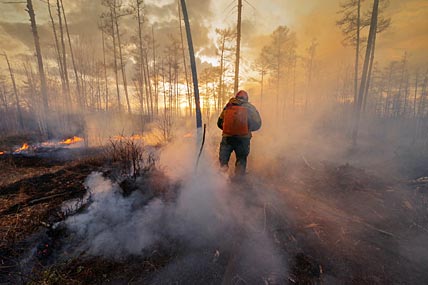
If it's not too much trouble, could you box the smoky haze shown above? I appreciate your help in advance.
[0,0,427,283]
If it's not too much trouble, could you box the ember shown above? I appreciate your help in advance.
[14,143,29,153]
[60,136,84,145]
[0,151,4,155]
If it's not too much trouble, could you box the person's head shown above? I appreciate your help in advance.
[235,90,249,102]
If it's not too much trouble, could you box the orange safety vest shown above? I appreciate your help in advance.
[222,105,249,136]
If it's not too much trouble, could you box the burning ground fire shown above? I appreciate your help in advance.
[0,137,84,155]
[14,143,29,153]
[60,136,83,145]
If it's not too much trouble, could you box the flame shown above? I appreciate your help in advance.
[14,143,29,153]
[0,151,4,155]
[60,136,83,145]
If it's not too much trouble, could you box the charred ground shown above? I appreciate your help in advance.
[1,134,428,284]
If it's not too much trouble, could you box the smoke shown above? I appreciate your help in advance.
[64,134,287,281]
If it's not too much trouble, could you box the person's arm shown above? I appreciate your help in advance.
[247,104,262,131]
[217,109,225,130]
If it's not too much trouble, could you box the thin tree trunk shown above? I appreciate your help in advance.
[414,71,419,118]
[27,0,49,114]
[57,0,70,104]
[178,0,192,116]
[180,0,202,129]
[109,9,121,111]
[102,29,109,111]
[136,0,145,117]
[354,0,361,106]
[113,3,131,114]
[60,0,82,110]
[144,49,154,118]
[218,33,226,111]
[233,0,242,94]
[3,53,24,129]
[362,30,377,111]
[352,0,379,145]
[47,0,65,92]
[152,26,159,116]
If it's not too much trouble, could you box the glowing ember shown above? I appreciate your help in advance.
[14,143,29,153]
[60,136,84,145]
[0,151,4,155]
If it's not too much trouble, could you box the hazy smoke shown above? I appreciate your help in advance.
[64,135,287,280]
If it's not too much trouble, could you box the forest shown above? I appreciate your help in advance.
[0,0,428,284]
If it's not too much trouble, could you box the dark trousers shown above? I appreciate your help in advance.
[219,136,251,175]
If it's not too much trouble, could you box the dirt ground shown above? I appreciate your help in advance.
[1,145,428,284]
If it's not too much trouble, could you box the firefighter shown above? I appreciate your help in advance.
[217,90,262,176]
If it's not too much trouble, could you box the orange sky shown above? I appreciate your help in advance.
[0,0,427,79]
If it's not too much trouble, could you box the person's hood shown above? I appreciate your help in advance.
[227,97,247,106]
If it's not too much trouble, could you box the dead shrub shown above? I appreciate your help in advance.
[104,137,157,179]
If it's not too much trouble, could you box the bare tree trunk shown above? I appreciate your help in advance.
[57,0,70,106]
[152,26,159,116]
[180,0,202,128]
[109,9,121,111]
[136,0,145,117]
[414,71,419,118]
[352,0,379,146]
[362,30,377,112]
[178,0,192,116]
[47,0,65,92]
[113,3,131,114]
[144,49,154,119]
[218,32,226,111]
[60,0,82,110]
[3,53,24,129]
[102,29,109,111]
[354,0,361,106]
[27,0,49,114]
[233,0,242,94]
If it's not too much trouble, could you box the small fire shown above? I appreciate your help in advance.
[60,136,84,145]
[0,151,4,155]
[14,143,29,153]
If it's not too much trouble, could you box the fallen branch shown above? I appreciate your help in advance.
[301,154,315,170]
[28,191,72,205]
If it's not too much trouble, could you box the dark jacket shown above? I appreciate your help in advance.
[217,98,262,138]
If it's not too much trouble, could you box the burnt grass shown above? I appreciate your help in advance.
[1,150,428,284]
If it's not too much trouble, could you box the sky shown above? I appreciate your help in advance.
[0,0,427,80]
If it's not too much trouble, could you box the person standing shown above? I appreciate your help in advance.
[217,90,262,175]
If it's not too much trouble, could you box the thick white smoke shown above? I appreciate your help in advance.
[64,134,287,280]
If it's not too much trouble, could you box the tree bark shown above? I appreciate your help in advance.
[113,2,131,114]
[3,53,24,129]
[109,8,121,111]
[233,0,242,94]
[352,0,379,146]
[57,0,71,106]
[180,0,202,129]
[354,0,361,106]
[26,0,49,114]
[60,0,82,110]
[101,29,109,111]
[178,0,192,116]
